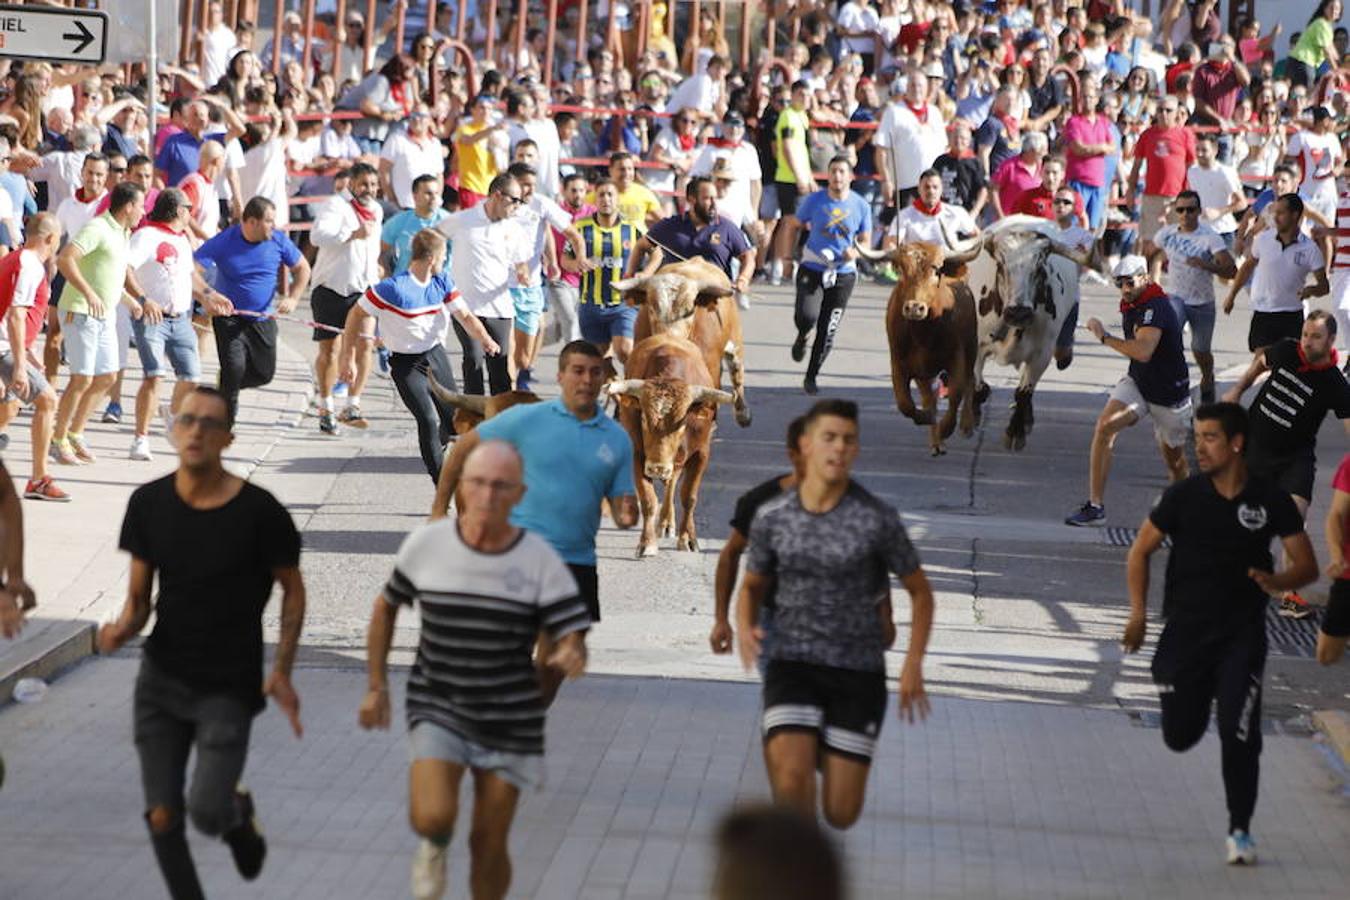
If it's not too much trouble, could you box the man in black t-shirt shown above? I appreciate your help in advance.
[99,386,305,899]
[1068,256,1192,525]
[1223,311,1350,617]
[1124,403,1316,867]
[931,121,988,217]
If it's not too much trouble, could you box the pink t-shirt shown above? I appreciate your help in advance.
[96,188,160,227]
[1063,114,1112,187]
[993,156,1042,216]
[553,201,596,288]
[1333,453,1350,577]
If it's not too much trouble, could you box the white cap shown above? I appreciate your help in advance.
[1112,255,1148,279]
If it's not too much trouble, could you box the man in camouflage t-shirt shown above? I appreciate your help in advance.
[737,399,935,829]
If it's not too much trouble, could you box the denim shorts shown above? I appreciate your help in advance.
[409,720,542,791]
[578,303,638,344]
[133,313,203,381]
[63,311,120,376]
[511,285,546,336]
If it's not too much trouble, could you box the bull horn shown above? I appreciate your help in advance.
[1045,238,1090,267]
[427,374,487,415]
[939,220,985,264]
[690,386,736,405]
[610,275,649,293]
[604,378,647,398]
[853,238,891,262]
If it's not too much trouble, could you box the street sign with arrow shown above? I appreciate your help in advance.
[0,4,107,66]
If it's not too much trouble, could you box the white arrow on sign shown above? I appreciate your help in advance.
[0,4,107,66]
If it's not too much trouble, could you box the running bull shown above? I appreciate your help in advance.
[606,333,735,557]
[613,257,751,428]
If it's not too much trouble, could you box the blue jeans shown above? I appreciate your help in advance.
[133,314,202,381]
[1070,180,1107,231]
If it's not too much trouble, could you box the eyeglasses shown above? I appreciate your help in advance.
[1052,198,1074,205]
[1114,275,1137,286]
[1174,205,1200,213]
[110,166,127,174]
[463,476,521,494]
[498,193,524,206]
[174,412,230,433]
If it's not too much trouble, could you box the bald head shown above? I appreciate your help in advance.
[457,440,526,526]
[25,211,62,259]
[463,440,524,485]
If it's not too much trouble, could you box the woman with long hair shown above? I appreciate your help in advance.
[1288,0,1342,88]
[339,53,417,152]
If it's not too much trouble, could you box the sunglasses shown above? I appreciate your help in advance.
[1053,198,1074,205]
[1114,275,1137,286]
[498,193,525,207]
[110,167,127,174]
[175,412,230,433]
[1175,205,1200,213]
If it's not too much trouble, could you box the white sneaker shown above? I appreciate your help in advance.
[1226,830,1257,865]
[129,435,153,461]
[410,839,447,899]
[736,291,751,311]
[159,401,175,445]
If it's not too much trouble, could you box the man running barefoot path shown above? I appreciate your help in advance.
[98,386,306,899]
[736,399,933,828]
[1124,402,1316,866]
[362,441,589,900]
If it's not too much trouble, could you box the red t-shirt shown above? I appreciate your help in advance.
[1135,126,1196,197]
[1333,453,1350,577]
[1014,185,1085,220]
[897,22,931,55]
[0,248,50,351]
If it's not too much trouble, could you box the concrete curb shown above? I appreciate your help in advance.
[1312,709,1350,769]
[1,337,313,704]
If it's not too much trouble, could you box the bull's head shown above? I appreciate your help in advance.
[606,377,734,482]
[612,263,734,336]
[890,242,949,321]
[428,374,539,434]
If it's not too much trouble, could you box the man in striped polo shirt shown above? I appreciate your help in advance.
[562,179,643,368]
[361,440,588,900]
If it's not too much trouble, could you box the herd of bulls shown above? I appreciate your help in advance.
[430,226,1088,555]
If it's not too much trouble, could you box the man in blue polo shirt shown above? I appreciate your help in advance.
[626,176,755,297]
[195,196,311,423]
[381,174,451,275]
[430,340,637,703]
[154,97,244,188]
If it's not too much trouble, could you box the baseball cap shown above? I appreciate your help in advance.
[723,111,746,127]
[1312,105,1332,122]
[1112,255,1148,279]
[890,75,907,96]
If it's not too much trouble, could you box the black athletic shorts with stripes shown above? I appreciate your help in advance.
[761,659,887,763]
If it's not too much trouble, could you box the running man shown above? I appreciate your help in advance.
[98,386,306,898]
[1067,255,1192,526]
[791,156,872,395]
[1320,451,1350,664]
[340,229,501,483]
[1222,310,1350,617]
[1224,193,1327,353]
[736,399,933,828]
[361,441,588,900]
[1124,401,1316,865]
[562,181,644,367]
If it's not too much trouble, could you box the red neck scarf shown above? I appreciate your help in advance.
[1297,343,1339,372]
[138,220,179,235]
[390,80,413,115]
[75,187,99,204]
[1121,281,1167,313]
[913,197,942,216]
[905,100,929,124]
[677,131,697,152]
[997,113,1020,140]
[351,199,377,223]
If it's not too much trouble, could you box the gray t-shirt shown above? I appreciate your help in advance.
[746,482,920,672]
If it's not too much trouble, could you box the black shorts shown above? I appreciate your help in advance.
[1247,310,1304,353]
[566,563,600,624]
[761,659,887,763]
[1326,580,1350,638]
[311,286,361,341]
[1247,453,1316,503]
[775,181,800,217]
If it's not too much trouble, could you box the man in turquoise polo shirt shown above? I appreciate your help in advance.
[431,339,638,702]
[381,174,451,275]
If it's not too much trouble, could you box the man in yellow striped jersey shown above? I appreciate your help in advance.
[561,180,644,367]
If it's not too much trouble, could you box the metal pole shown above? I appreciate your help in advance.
[740,0,752,70]
[149,0,159,158]
[543,0,557,86]
[575,0,587,64]
[272,0,286,74]
[332,0,347,83]
[513,0,526,76]
[395,0,407,55]
[365,0,379,65]
[303,0,318,81]
[486,0,497,67]
[457,0,467,42]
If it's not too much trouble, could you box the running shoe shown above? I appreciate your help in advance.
[1226,830,1257,865]
[318,411,338,435]
[736,291,751,311]
[803,375,819,395]
[337,406,368,429]
[67,433,96,463]
[160,402,177,447]
[516,367,534,391]
[377,346,391,376]
[1065,501,1105,527]
[129,435,153,461]
[790,333,808,363]
[332,381,349,398]
[101,402,122,424]
[875,264,899,285]
[410,838,448,900]
[224,788,267,880]
[49,438,81,466]
[0,433,8,452]
[23,476,71,502]
[1278,593,1313,619]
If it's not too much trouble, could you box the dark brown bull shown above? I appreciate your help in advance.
[607,333,734,557]
[613,257,751,427]
[874,241,982,456]
[427,374,540,433]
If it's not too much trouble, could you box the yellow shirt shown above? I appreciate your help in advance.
[588,182,662,226]
[455,122,498,195]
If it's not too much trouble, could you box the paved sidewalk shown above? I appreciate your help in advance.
[0,333,312,699]
[1,656,1347,899]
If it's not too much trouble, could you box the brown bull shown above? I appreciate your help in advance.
[427,374,540,433]
[607,333,734,557]
[878,242,982,456]
[613,257,751,427]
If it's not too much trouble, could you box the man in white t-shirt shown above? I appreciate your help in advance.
[0,214,66,501]
[54,153,110,246]
[1226,194,1329,352]
[1186,133,1245,249]
[666,55,728,123]
[874,68,948,209]
[198,0,240,85]
[380,110,445,211]
[690,112,762,236]
[1047,185,1097,370]
[836,0,882,71]
[437,173,530,395]
[1145,189,1237,403]
[883,168,979,252]
[179,141,225,243]
[1287,106,1343,225]
[126,190,205,462]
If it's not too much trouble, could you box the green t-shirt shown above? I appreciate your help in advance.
[774,106,811,184]
[1291,18,1334,68]
[58,213,130,319]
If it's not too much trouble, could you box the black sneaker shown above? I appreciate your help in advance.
[803,375,819,395]
[1064,501,1105,526]
[225,789,266,880]
[1200,386,1216,405]
[318,411,338,435]
[791,333,808,362]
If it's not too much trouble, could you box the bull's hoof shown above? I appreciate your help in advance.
[660,523,673,538]
[735,406,752,428]
[931,444,947,457]
[910,409,935,426]
[637,544,659,559]
[960,422,975,438]
[677,536,700,552]
[1003,430,1027,452]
